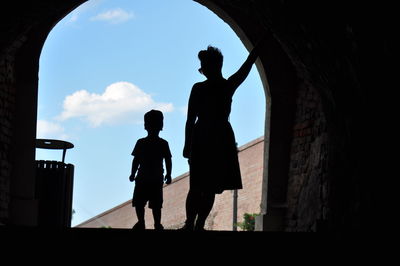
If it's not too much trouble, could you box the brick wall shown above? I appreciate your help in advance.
[77,137,265,230]
[285,82,329,231]
[0,54,14,223]
[0,34,27,224]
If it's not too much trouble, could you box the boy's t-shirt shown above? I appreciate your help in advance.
[132,136,171,183]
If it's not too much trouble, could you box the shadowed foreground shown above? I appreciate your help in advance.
[1,226,371,257]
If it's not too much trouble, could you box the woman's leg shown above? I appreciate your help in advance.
[184,189,201,228]
[195,192,215,230]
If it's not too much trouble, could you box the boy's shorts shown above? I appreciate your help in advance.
[132,181,163,209]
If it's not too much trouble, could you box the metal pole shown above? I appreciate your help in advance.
[233,189,238,231]
[62,148,66,163]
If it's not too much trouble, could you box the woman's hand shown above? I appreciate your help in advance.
[183,145,190,159]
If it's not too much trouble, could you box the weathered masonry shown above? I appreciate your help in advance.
[0,0,391,232]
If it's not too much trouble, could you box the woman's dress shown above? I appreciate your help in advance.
[187,78,242,194]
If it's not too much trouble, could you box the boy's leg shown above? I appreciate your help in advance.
[132,182,146,229]
[132,204,146,230]
[152,208,161,224]
[152,208,163,230]
[148,183,163,230]
[136,205,145,223]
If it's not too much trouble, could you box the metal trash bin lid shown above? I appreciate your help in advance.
[36,139,74,163]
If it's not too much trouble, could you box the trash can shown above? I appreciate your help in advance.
[35,139,74,227]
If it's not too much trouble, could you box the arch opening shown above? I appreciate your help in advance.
[36,0,270,229]
[1,0,380,232]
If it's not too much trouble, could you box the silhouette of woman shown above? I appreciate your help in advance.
[182,43,262,231]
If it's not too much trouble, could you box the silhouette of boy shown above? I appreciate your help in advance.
[129,110,172,230]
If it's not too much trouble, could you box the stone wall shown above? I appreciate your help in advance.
[0,0,85,226]
[0,35,27,224]
[0,53,15,224]
[0,0,390,230]
[285,82,329,231]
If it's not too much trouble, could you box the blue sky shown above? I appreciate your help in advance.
[36,0,265,226]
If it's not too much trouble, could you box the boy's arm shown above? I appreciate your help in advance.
[164,156,172,184]
[129,157,140,182]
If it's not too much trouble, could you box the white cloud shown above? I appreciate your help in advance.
[90,8,134,24]
[58,81,174,127]
[66,0,103,24]
[37,120,68,140]
[179,105,188,116]
[69,13,79,23]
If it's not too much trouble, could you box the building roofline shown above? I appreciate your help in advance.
[237,136,264,152]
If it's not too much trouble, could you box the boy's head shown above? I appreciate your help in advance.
[144,109,164,132]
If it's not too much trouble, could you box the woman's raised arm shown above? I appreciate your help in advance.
[228,37,265,91]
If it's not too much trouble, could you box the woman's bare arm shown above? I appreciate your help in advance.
[228,38,264,91]
[183,85,198,158]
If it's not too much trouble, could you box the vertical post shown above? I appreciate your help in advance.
[233,189,238,231]
[62,148,66,163]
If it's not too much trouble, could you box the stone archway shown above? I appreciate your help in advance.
[2,0,381,231]
[1,0,295,229]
